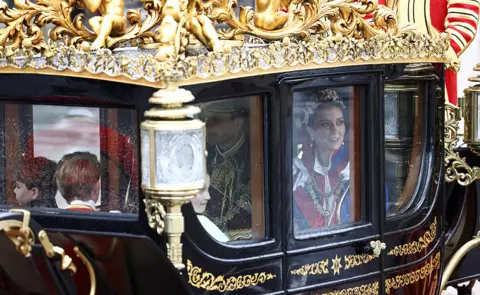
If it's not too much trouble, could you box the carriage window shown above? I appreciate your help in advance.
[384,85,421,214]
[292,87,360,236]
[194,96,264,242]
[3,103,138,214]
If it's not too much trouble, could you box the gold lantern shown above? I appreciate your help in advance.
[140,73,206,270]
[464,63,480,155]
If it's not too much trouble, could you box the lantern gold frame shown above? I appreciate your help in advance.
[140,76,206,271]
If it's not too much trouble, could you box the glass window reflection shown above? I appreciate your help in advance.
[384,85,422,215]
[195,96,265,242]
[4,103,139,214]
[292,87,360,235]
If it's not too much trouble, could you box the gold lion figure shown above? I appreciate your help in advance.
[83,0,127,50]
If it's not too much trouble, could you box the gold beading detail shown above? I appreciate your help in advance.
[385,252,440,294]
[387,217,437,256]
[186,259,276,291]
[444,102,479,186]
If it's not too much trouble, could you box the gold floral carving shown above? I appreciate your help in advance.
[290,259,329,275]
[344,254,376,270]
[210,0,405,41]
[320,282,379,295]
[444,102,479,186]
[384,252,441,294]
[387,217,437,256]
[186,259,276,291]
[0,0,93,51]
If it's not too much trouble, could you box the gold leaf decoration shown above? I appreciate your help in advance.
[321,282,379,295]
[186,259,276,291]
[384,252,441,294]
[444,102,479,185]
[0,31,451,85]
[210,0,404,41]
[344,254,376,270]
[387,217,437,256]
[290,259,329,275]
[0,0,93,50]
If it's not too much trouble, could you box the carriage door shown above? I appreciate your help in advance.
[382,66,443,295]
[281,69,384,294]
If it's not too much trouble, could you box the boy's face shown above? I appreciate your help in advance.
[14,181,38,205]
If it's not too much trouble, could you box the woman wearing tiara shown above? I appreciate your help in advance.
[293,89,351,231]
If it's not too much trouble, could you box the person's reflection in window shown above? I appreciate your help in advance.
[56,152,101,212]
[293,89,350,230]
[15,157,58,208]
[202,99,252,241]
[192,174,229,242]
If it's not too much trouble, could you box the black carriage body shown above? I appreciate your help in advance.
[0,63,446,295]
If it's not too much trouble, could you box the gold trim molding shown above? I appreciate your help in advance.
[387,217,437,256]
[186,259,276,291]
[0,30,451,87]
[444,102,480,185]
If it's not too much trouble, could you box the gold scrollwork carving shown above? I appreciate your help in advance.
[384,252,441,294]
[290,259,329,276]
[0,0,94,51]
[210,0,405,41]
[387,217,437,256]
[144,198,166,234]
[186,259,276,291]
[321,282,379,295]
[344,254,376,270]
[445,103,479,185]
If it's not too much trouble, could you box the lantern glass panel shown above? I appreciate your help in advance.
[154,127,205,188]
[141,129,150,187]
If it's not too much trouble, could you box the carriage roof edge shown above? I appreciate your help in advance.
[0,0,458,88]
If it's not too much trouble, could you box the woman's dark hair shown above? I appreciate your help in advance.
[306,89,345,128]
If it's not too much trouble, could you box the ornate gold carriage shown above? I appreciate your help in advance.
[0,0,476,294]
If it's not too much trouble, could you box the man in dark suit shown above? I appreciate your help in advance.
[201,98,252,241]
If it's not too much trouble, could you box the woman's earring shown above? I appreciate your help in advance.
[309,138,314,148]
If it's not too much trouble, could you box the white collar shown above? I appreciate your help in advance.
[313,152,332,176]
[197,215,229,242]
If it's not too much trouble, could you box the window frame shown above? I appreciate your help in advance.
[278,69,384,252]
[181,78,283,260]
[0,74,150,235]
